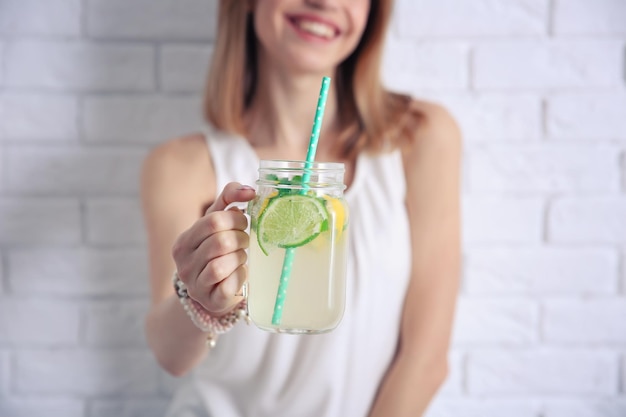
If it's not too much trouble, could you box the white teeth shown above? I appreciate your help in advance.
[296,20,335,39]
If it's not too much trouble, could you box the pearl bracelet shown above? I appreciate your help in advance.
[172,272,248,348]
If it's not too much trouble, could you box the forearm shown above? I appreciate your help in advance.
[145,294,209,376]
[368,351,448,417]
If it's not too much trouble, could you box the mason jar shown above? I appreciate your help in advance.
[246,160,349,334]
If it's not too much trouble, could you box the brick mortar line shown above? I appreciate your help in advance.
[8,34,626,43]
[2,242,145,251]
[622,44,626,86]
[8,349,16,397]
[541,195,552,244]
[154,43,161,93]
[467,47,475,91]
[80,198,89,246]
[2,85,622,96]
[547,0,555,37]
[1,35,173,46]
[85,397,93,417]
[537,300,546,343]
[3,142,150,150]
[0,139,154,148]
[540,97,548,140]
[80,0,88,38]
[0,190,143,201]
[616,249,626,294]
[0,42,5,88]
[621,151,626,193]
[464,190,626,198]
[461,87,625,94]
[0,251,8,294]
[0,87,159,96]
[78,302,89,349]
[618,353,626,392]
[0,90,201,98]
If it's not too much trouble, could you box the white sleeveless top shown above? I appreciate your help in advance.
[165,126,412,417]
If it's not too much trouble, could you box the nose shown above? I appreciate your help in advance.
[304,0,338,10]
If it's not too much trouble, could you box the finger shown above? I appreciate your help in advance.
[172,212,242,260]
[185,211,249,250]
[204,210,249,234]
[184,230,248,284]
[207,264,248,314]
[206,182,256,214]
[203,228,249,260]
[198,248,248,288]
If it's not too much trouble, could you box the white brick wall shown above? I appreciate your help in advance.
[462,197,544,244]
[1,350,9,396]
[0,0,624,416]
[543,299,626,343]
[86,0,218,41]
[82,96,204,143]
[467,145,621,192]
[0,0,82,37]
[547,93,626,140]
[426,93,542,142]
[89,400,170,417]
[159,45,213,92]
[453,298,538,345]
[83,300,149,347]
[0,41,5,84]
[15,349,159,395]
[553,0,626,35]
[395,0,549,37]
[0,199,81,244]
[474,39,624,90]
[468,350,619,395]
[0,94,79,141]
[85,198,146,245]
[0,399,84,417]
[5,146,146,195]
[543,399,626,417]
[0,297,81,346]
[8,249,148,296]
[427,398,541,417]
[622,355,626,393]
[549,197,626,244]
[382,40,469,92]
[5,41,155,92]
[464,248,619,295]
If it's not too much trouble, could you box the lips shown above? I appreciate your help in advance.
[288,15,340,40]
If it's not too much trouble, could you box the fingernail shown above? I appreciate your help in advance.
[237,185,255,191]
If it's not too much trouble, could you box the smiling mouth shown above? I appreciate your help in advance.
[290,17,338,40]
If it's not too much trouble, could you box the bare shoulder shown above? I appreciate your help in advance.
[142,133,211,182]
[400,99,462,197]
[141,132,215,215]
[408,99,461,153]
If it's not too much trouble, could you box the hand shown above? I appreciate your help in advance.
[172,182,256,315]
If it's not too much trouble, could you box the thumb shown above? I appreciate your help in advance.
[206,182,256,214]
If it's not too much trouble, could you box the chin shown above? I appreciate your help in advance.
[280,51,341,76]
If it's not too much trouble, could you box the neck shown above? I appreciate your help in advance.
[245,58,340,159]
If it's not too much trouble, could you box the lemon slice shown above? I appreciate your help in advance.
[323,196,348,237]
[256,194,328,255]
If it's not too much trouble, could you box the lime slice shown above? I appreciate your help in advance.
[256,194,328,255]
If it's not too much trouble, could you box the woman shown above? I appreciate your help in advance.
[141,0,461,416]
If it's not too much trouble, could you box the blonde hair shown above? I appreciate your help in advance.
[205,0,421,158]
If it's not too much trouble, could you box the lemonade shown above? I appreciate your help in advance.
[246,160,349,334]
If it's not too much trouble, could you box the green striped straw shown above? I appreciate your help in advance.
[272,76,331,326]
